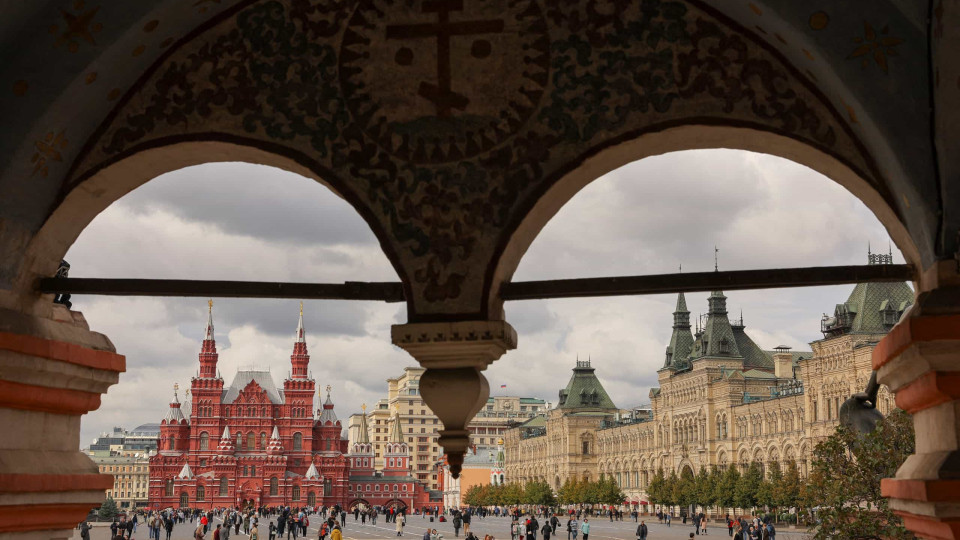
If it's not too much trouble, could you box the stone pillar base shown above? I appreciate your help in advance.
[875,287,960,540]
[0,305,124,539]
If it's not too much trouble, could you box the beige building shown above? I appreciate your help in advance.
[91,451,153,510]
[348,367,547,490]
[506,258,911,508]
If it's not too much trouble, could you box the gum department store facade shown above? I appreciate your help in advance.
[505,255,913,505]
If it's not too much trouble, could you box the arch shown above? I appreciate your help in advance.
[293,432,303,451]
[292,484,301,501]
[270,477,278,496]
[199,431,209,451]
[307,491,316,506]
[247,432,255,451]
[219,476,228,497]
[196,483,205,501]
[179,492,189,508]
[11,141,408,317]
[486,126,918,317]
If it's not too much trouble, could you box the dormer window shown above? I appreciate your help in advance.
[719,338,730,354]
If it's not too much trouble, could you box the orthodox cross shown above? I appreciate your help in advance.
[386,0,504,117]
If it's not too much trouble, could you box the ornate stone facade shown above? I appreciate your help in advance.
[506,258,912,507]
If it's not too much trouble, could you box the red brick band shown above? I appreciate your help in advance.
[872,314,960,370]
[894,510,960,540]
[882,478,960,502]
[0,331,126,372]
[0,379,102,414]
[0,473,113,493]
[0,503,98,533]
[893,372,960,413]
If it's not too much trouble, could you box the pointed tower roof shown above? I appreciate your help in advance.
[357,404,371,444]
[663,292,694,370]
[318,385,339,424]
[296,301,306,343]
[691,290,741,359]
[217,426,235,454]
[305,462,320,479]
[389,404,403,443]
[163,384,187,424]
[267,426,284,454]
[177,463,194,479]
[204,299,215,341]
[822,253,914,337]
[557,358,617,411]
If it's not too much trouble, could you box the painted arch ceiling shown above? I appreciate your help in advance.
[0,0,943,319]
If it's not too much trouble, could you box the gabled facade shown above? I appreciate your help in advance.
[148,303,431,510]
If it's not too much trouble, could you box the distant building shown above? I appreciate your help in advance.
[347,366,547,491]
[440,440,505,509]
[147,303,431,510]
[506,256,912,512]
[85,425,160,510]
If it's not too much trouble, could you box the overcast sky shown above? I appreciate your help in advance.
[66,149,903,447]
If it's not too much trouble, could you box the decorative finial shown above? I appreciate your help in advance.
[326,384,332,395]
[300,301,303,316]
[361,403,367,411]
[208,299,213,312]
[714,246,719,272]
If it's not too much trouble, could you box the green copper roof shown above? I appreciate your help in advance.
[664,293,695,370]
[732,326,773,370]
[558,360,617,411]
[822,256,914,337]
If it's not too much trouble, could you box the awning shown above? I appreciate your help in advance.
[639,500,649,505]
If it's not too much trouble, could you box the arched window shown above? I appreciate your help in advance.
[243,466,248,476]
[197,484,205,501]
[247,432,255,451]
[199,432,209,451]
[180,492,189,507]
[168,435,175,450]
[270,477,278,496]
[293,432,303,451]
[165,479,174,497]
[260,432,267,449]
[292,485,301,500]
[307,491,316,506]
[250,465,256,476]
[219,477,228,496]
[389,458,395,467]
[225,407,230,416]
[237,432,243,449]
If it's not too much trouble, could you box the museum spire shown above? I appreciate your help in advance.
[290,301,310,379]
[198,300,219,378]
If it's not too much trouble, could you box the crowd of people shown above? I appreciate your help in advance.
[79,504,786,540]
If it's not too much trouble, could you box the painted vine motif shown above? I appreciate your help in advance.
[77,0,866,315]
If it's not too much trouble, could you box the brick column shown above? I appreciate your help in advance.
[875,284,960,540]
[0,304,124,540]
[391,320,517,478]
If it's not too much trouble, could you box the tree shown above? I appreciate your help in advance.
[665,469,680,507]
[596,476,626,506]
[557,478,578,505]
[501,482,525,506]
[694,465,717,511]
[676,467,697,509]
[647,468,668,507]
[523,480,556,506]
[734,462,762,512]
[775,460,802,511]
[804,410,915,540]
[713,465,740,514]
[98,496,120,521]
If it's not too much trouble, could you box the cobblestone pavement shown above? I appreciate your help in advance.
[73,515,811,540]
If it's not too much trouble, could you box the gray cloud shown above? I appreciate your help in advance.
[69,149,904,446]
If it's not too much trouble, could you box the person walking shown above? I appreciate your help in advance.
[579,518,589,540]
[330,523,342,540]
[250,523,259,540]
[462,511,471,536]
[567,517,578,540]
[396,514,405,536]
[636,521,647,540]
[453,513,462,537]
[541,521,553,540]
[195,524,205,540]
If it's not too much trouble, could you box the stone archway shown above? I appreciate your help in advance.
[0,2,957,539]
